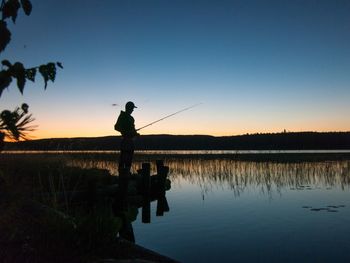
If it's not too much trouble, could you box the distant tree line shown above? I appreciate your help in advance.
[4,132,350,151]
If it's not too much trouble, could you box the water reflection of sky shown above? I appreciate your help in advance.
[69,157,350,262]
[135,177,350,262]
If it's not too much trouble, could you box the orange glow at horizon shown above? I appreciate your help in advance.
[30,125,350,140]
[22,103,350,140]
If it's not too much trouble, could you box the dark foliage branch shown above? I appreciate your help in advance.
[0,0,63,143]
[0,0,63,97]
[0,0,32,53]
[0,60,63,97]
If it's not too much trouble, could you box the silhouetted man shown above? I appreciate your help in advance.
[115,101,139,174]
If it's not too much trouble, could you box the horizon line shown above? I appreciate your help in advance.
[6,130,350,142]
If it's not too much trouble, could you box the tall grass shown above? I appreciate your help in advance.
[0,154,126,263]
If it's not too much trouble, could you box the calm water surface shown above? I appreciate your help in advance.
[70,156,350,262]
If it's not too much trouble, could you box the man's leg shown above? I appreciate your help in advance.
[121,149,133,173]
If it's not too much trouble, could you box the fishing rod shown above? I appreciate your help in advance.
[136,103,202,131]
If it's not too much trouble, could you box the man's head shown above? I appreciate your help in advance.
[125,101,137,114]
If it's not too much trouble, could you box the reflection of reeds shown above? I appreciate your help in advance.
[8,153,349,198]
[65,156,350,197]
[166,159,350,196]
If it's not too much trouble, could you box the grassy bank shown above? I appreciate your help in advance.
[0,154,174,263]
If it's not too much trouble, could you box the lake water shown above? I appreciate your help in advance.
[63,152,350,262]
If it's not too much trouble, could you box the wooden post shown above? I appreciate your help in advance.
[156,197,164,216]
[141,163,151,196]
[158,165,169,196]
[156,160,164,175]
[156,160,169,216]
[141,163,151,223]
[162,196,170,212]
[156,196,169,216]
[142,196,151,223]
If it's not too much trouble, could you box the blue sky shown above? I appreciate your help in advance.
[1,0,350,138]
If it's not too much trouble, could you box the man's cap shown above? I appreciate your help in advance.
[126,101,137,109]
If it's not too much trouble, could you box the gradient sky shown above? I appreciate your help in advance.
[1,0,350,138]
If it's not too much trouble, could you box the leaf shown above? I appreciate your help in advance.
[2,0,21,23]
[47,63,56,82]
[0,70,12,97]
[25,67,36,82]
[20,0,32,16]
[10,62,24,75]
[21,103,29,113]
[10,62,26,94]
[0,21,11,53]
[47,62,56,82]
[2,60,12,68]
[39,63,57,89]
[16,73,26,94]
[56,62,63,69]
[0,110,12,122]
[39,65,49,89]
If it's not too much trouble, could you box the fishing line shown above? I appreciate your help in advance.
[136,103,203,131]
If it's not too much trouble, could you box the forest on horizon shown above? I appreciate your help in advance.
[4,131,350,151]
